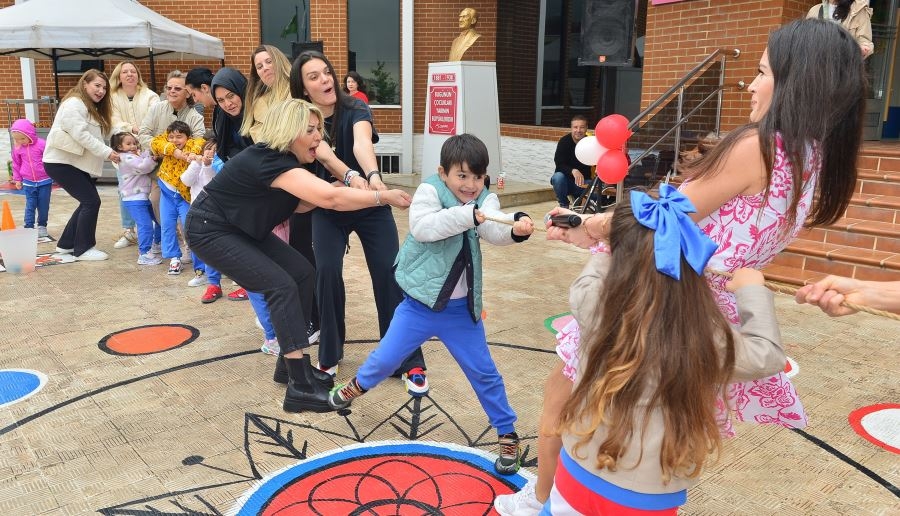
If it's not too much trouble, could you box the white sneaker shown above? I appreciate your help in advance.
[55,246,73,254]
[168,258,182,275]
[261,338,280,356]
[74,248,109,261]
[187,270,207,287]
[494,481,542,516]
[114,228,137,249]
[37,226,49,238]
[137,252,162,266]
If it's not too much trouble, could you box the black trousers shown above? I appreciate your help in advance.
[290,212,319,327]
[311,206,426,372]
[43,163,100,256]
[186,198,315,353]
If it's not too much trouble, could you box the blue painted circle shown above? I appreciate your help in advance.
[0,370,45,407]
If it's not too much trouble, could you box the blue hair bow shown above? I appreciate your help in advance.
[630,184,719,280]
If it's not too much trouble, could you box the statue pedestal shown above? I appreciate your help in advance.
[421,61,501,182]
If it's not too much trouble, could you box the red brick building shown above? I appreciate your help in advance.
[1,1,896,161]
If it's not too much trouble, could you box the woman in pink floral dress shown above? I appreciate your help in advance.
[496,19,866,514]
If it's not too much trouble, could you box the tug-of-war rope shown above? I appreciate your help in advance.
[481,215,899,321]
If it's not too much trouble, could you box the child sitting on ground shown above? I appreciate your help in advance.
[180,135,226,300]
[112,131,161,265]
[544,186,785,514]
[328,133,535,475]
[151,120,204,276]
[10,119,51,238]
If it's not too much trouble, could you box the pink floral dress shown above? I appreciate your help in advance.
[686,135,817,436]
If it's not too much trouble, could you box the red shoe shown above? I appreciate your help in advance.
[228,287,249,301]
[201,285,223,304]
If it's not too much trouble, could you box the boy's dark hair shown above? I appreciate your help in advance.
[439,133,489,176]
[167,120,192,136]
[110,131,134,151]
[185,67,214,89]
[571,114,588,125]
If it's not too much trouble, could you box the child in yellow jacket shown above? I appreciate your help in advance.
[151,120,204,275]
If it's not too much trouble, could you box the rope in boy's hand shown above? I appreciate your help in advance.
[481,215,547,233]
[708,269,900,321]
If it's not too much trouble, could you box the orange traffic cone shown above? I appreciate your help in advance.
[0,200,15,230]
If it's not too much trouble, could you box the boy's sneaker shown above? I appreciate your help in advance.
[114,228,137,249]
[261,338,280,356]
[403,367,429,397]
[201,285,222,304]
[137,252,162,265]
[328,378,366,410]
[228,287,248,301]
[494,432,521,475]
[494,481,542,516]
[37,226,49,238]
[316,362,339,377]
[150,243,162,256]
[168,258,182,275]
[307,321,320,344]
[187,270,207,287]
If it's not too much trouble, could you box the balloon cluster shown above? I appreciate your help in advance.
[574,114,633,184]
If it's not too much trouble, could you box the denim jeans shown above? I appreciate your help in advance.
[44,163,100,255]
[23,183,51,228]
[248,290,276,340]
[186,197,315,353]
[122,199,160,255]
[550,171,585,208]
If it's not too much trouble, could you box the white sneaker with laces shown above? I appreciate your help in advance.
[168,258,182,275]
[494,481,542,516]
[114,228,137,249]
[137,252,162,265]
[187,271,207,287]
[74,248,109,261]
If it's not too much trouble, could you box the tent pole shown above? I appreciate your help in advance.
[51,49,60,99]
[149,50,157,92]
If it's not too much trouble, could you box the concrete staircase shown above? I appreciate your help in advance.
[763,146,900,286]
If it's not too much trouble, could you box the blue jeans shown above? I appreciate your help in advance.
[248,290,275,340]
[355,296,517,435]
[550,171,585,208]
[23,183,51,228]
[122,199,160,255]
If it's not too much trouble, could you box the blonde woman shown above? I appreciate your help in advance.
[185,99,411,413]
[108,60,160,249]
[43,69,120,261]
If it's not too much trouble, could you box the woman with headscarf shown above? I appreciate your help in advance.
[211,67,254,162]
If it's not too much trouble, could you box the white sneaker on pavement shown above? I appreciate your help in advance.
[55,246,73,254]
[494,481,542,516]
[187,271,207,287]
[114,228,137,249]
[74,248,109,261]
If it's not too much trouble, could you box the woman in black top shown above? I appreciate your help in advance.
[290,51,428,394]
[185,99,411,413]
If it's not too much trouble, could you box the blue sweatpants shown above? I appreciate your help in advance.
[122,199,160,255]
[247,290,275,340]
[355,295,517,434]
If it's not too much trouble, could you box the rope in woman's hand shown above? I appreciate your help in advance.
[481,214,547,232]
[708,269,900,321]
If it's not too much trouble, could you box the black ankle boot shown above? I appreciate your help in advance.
[275,356,332,388]
[274,355,288,384]
[283,355,333,413]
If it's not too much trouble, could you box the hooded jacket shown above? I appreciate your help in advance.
[211,67,253,161]
[807,0,874,56]
[10,119,50,185]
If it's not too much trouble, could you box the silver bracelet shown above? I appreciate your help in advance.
[374,190,382,206]
[343,169,361,187]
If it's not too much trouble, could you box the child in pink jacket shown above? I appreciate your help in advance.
[10,119,51,237]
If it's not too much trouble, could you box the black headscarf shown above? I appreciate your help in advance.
[211,67,253,161]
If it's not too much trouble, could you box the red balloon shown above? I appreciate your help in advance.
[594,115,632,150]
[597,150,629,184]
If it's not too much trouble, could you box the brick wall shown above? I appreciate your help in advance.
[641,0,806,132]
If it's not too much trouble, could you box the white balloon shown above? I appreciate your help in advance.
[574,136,608,166]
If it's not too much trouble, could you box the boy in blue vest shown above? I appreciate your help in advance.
[329,133,534,474]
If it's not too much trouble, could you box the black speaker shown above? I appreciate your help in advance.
[292,41,324,60]
[579,0,637,67]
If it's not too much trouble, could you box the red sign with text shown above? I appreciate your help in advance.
[428,85,457,135]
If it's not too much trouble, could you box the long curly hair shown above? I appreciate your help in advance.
[682,18,866,229]
[241,45,292,137]
[557,192,736,484]
[63,69,112,135]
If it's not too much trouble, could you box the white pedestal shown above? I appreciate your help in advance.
[421,61,501,182]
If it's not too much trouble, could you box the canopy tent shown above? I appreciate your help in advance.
[0,0,225,97]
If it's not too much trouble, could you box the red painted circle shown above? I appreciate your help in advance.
[99,325,197,355]
[848,403,900,454]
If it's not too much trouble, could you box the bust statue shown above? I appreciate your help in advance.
[449,8,481,61]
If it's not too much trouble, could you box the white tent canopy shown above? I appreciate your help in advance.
[0,0,225,95]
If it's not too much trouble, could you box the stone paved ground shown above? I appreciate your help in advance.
[0,179,897,515]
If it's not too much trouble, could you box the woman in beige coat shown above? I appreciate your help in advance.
[807,0,874,58]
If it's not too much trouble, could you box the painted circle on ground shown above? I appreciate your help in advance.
[98,324,199,356]
[784,357,799,378]
[236,441,534,515]
[848,403,900,454]
[0,369,48,409]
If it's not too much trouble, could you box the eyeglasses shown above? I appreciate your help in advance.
[166,86,184,92]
